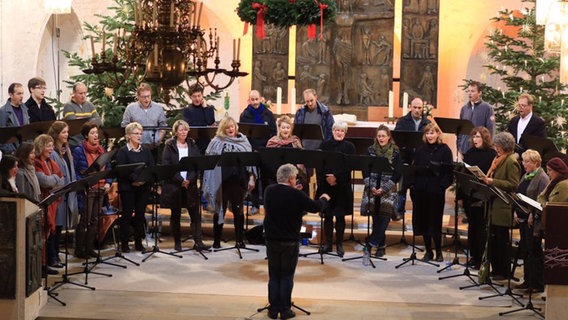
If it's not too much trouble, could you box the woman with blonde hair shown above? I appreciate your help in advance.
[409,123,453,262]
[203,116,256,249]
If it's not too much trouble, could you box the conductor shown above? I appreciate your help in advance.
[263,163,330,320]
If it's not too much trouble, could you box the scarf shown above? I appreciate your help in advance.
[523,169,539,181]
[248,104,266,124]
[83,140,105,167]
[23,164,41,202]
[266,134,302,148]
[34,157,63,235]
[486,152,511,178]
[371,141,397,164]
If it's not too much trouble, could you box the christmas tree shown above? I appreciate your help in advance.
[465,0,568,152]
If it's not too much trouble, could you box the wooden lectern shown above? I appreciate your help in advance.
[0,196,45,320]
[544,202,568,320]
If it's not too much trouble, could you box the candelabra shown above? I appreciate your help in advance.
[83,0,247,93]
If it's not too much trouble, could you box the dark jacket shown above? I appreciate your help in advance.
[115,145,155,193]
[294,101,334,142]
[316,139,355,216]
[394,112,431,132]
[409,143,454,194]
[72,143,113,211]
[507,113,547,145]
[239,104,277,150]
[25,97,56,123]
[160,137,201,208]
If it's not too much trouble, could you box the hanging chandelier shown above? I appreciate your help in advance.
[84,0,247,92]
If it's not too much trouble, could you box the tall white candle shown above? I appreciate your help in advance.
[276,87,282,115]
[290,88,296,114]
[402,92,409,116]
[388,90,394,118]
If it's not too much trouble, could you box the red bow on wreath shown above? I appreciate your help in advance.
[307,1,328,40]
[252,2,268,39]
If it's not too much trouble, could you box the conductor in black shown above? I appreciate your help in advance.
[263,163,330,319]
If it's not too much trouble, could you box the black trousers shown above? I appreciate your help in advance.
[464,203,487,264]
[266,240,299,314]
[489,225,511,277]
[119,185,151,244]
[519,221,544,289]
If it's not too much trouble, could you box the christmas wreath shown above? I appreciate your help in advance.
[237,0,337,39]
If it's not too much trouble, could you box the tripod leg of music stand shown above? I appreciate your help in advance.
[291,302,311,315]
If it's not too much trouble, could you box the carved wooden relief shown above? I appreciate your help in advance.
[0,202,16,299]
[26,210,42,297]
[252,25,289,104]
[400,0,439,107]
[295,0,395,120]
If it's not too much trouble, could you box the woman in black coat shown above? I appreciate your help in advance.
[161,120,210,252]
[316,121,355,257]
[409,123,453,262]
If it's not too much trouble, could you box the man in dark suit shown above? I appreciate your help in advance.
[507,93,546,149]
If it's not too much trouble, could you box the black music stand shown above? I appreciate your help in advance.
[292,123,323,141]
[238,123,270,142]
[438,171,480,283]
[0,127,18,148]
[434,117,474,252]
[16,120,55,141]
[395,165,440,269]
[470,181,523,306]
[65,118,90,136]
[100,126,125,149]
[520,134,563,163]
[299,150,345,264]
[135,165,184,262]
[103,163,147,267]
[176,155,221,260]
[188,126,218,140]
[214,152,261,258]
[388,130,424,249]
[47,171,113,300]
[342,155,391,268]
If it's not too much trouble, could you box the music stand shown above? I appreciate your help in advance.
[342,155,391,268]
[395,165,440,269]
[299,150,345,264]
[438,171,480,283]
[65,118,90,136]
[0,127,18,145]
[292,123,323,141]
[100,126,125,149]
[434,117,474,253]
[135,164,183,262]
[47,171,113,301]
[238,123,270,141]
[16,120,55,141]
[215,152,261,258]
[176,155,221,260]
[388,130,424,249]
[188,126,217,140]
[520,134,561,163]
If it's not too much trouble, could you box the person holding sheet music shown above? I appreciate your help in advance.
[72,121,112,259]
[116,122,155,253]
[47,121,78,266]
[161,120,211,252]
[266,116,306,189]
[480,132,520,281]
[317,121,355,257]
[363,125,402,258]
[34,134,64,275]
[203,116,256,249]
[514,149,549,293]
[14,142,41,202]
[408,123,453,262]
[461,126,496,268]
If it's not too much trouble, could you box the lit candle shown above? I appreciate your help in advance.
[524,60,527,67]
[170,1,174,27]
[562,99,565,106]
[232,39,236,60]
[276,87,282,115]
[402,92,409,115]
[237,38,241,60]
[388,90,394,118]
[541,75,545,83]
[520,87,523,93]
[90,36,96,59]
[290,88,296,114]
[539,96,542,103]
[197,2,203,27]
[502,91,506,98]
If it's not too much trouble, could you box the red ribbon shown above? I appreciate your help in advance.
[317,1,328,40]
[307,24,316,39]
[252,2,268,39]
[243,22,249,36]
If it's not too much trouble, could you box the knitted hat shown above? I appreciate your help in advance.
[547,157,568,176]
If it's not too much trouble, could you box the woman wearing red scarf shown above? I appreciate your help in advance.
[34,134,64,276]
[266,116,306,188]
[72,121,112,258]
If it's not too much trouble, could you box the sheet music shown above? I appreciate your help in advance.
[463,162,487,180]
[516,193,543,211]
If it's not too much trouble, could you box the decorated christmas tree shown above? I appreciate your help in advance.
[466,0,568,152]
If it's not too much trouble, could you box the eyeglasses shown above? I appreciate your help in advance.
[517,103,529,108]
[33,86,47,90]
